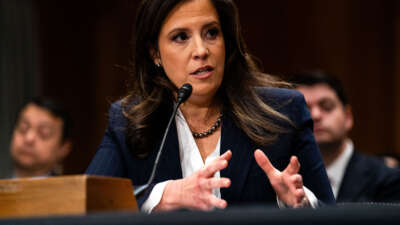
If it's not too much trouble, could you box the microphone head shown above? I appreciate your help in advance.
[177,83,192,103]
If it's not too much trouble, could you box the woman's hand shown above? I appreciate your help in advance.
[155,150,232,211]
[254,149,309,208]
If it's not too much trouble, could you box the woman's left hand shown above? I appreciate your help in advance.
[254,149,309,208]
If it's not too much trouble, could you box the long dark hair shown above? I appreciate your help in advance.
[123,0,291,157]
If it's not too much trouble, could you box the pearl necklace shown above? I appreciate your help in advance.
[192,114,223,138]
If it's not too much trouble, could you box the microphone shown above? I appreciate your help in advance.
[177,83,192,103]
[134,83,192,197]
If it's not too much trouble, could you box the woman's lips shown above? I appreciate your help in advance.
[191,70,213,79]
[190,66,214,79]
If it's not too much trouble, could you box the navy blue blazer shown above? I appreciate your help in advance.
[337,151,400,202]
[86,88,335,208]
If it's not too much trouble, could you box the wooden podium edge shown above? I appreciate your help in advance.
[86,175,138,212]
[0,175,138,218]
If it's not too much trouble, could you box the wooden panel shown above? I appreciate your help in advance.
[0,175,137,218]
[395,1,400,154]
[35,0,137,174]
[0,176,86,217]
[237,1,397,155]
[87,176,138,212]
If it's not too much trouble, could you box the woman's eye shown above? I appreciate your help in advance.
[206,28,219,40]
[172,32,188,43]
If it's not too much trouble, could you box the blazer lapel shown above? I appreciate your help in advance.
[220,114,256,201]
[337,152,371,202]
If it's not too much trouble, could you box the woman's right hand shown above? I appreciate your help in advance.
[154,150,232,211]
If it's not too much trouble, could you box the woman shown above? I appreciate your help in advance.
[86,0,335,212]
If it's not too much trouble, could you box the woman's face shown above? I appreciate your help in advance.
[156,0,226,104]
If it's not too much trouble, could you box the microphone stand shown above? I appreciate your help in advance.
[134,84,192,197]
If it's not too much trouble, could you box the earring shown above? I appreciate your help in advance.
[155,60,162,67]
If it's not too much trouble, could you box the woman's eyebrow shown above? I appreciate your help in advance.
[202,21,220,28]
[167,27,189,37]
[167,21,220,36]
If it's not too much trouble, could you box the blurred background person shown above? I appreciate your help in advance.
[379,153,400,169]
[9,97,72,178]
[291,71,400,203]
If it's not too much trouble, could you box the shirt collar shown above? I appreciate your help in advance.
[326,139,354,198]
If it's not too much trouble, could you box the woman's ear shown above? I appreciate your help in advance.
[150,48,161,67]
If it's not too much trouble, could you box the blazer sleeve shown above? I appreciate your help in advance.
[290,91,336,205]
[85,102,156,208]
[85,102,127,177]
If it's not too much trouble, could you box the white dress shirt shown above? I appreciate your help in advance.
[326,139,354,198]
[141,109,318,213]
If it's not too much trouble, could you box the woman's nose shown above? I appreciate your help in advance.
[192,37,209,60]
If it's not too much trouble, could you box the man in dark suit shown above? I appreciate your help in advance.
[292,71,400,203]
[9,97,72,178]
